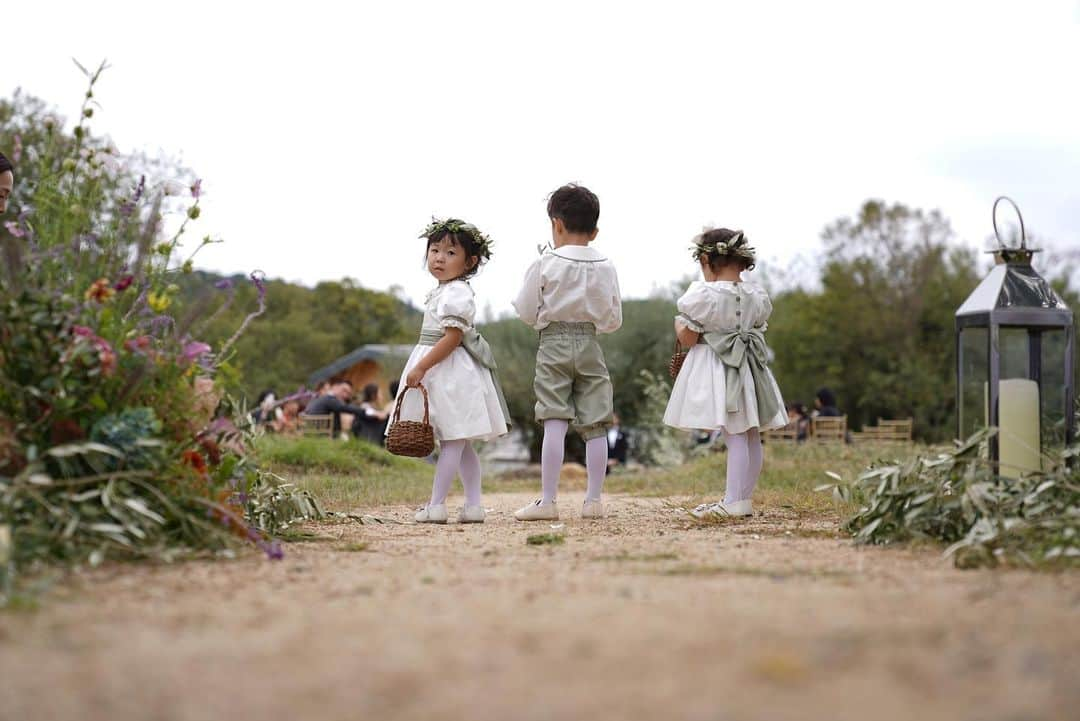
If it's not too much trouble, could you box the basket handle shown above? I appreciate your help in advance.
[392,383,431,425]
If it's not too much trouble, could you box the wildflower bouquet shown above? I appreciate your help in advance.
[0,62,321,601]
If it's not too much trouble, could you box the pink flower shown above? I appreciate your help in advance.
[4,221,25,238]
[182,341,212,362]
[190,179,202,199]
[113,275,135,292]
[72,325,95,338]
[124,335,153,354]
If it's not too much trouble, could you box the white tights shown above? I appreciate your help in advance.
[541,419,607,504]
[722,428,763,504]
[428,439,482,507]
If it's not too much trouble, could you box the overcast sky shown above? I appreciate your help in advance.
[8,0,1080,317]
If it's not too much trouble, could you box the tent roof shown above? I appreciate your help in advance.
[307,344,413,386]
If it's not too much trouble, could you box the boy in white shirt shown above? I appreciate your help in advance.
[512,184,622,520]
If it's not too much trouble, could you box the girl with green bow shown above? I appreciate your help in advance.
[663,228,787,518]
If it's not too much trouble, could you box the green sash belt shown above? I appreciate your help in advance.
[696,326,782,421]
[419,328,512,429]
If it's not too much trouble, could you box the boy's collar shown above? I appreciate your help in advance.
[547,244,607,262]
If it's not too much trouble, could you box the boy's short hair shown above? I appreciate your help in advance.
[547,184,599,233]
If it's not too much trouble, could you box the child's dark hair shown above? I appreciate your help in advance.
[362,383,379,402]
[547,184,599,234]
[420,217,492,281]
[0,152,13,179]
[694,228,756,272]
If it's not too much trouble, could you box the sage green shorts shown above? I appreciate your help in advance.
[534,322,614,440]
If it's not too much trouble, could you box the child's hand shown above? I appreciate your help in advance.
[406,366,427,388]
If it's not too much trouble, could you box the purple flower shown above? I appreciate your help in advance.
[149,314,174,331]
[133,175,146,204]
[190,179,202,199]
[214,278,234,291]
[119,202,136,217]
[3,221,24,238]
[250,270,266,301]
[207,417,238,436]
[261,540,284,561]
[113,275,134,292]
[182,341,212,362]
[12,134,22,164]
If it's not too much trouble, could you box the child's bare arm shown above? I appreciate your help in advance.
[405,328,465,387]
[674,318,700,347]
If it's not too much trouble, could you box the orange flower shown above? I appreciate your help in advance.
[85,278,115,304]
[181,449,208,476]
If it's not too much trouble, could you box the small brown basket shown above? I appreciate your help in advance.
[386,384,436,458]
[669,338,688,379]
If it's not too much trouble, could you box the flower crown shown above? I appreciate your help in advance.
[690,228,756,269]
[420,217,494,260]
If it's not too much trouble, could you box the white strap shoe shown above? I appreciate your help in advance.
[581,499,605,519]
[458,505,486,524]
[415,504,448,523]
[514,499,559,521]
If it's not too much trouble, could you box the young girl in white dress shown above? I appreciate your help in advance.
[391,218,510,524]
[663,228,787,517]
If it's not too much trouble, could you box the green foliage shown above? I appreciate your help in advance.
[180,273,421,400]
[629,370,684,466]
[821,427,1080,568]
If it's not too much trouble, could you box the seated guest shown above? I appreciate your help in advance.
[786,402,810,441]
[813,387,842,417]
[271,400,302,435]
[252,389,281,426]
[302,380,368,437]
[382,380,401,416]
[606,412,629,473]
[356,383,390,444]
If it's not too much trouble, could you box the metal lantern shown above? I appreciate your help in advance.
[955,197,1075,477]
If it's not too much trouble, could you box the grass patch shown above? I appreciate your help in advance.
[607,442,911,517]
[733,527,842,540]
[256,436,433,508]
[256,435,426,474]
[526,533,565,546]
[655,563,851,580]
[337,542,371,552]
[592,551,679,562]
[276,529,337,543]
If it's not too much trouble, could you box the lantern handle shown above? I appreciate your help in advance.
[992,196,1026,249]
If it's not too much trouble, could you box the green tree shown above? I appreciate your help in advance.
[770,200,984,440]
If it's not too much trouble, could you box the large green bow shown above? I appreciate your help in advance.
[699,326,782,422]
[419,328,512,428]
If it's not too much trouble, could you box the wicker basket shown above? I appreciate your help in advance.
[386,384,436,458]
[669,338,688,379]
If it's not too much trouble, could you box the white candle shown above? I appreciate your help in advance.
[998,378,1041,478]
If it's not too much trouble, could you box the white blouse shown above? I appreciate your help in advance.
[674,280,773,333]
[512,245,622,334]
[423,280,476,333]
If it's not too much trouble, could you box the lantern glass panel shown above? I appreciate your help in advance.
[999,327,1029,380]
[959,327,988,439]
[1040,328,1068,450]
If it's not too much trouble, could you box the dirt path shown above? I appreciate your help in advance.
[2,491,1077,721]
